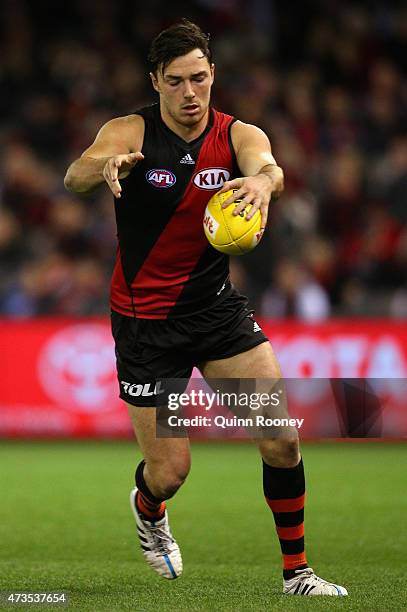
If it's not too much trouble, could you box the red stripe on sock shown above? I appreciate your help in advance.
[276,523,304,540]
[139,493,160,511]
[266,493,305,513]
[282,552,308,570]
[136,492,166,519]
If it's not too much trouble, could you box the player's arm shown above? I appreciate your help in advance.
[219,121,284,231]
[64,115,144,198]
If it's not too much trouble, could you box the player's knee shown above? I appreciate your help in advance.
[149,460,190,499]
[154,471,188,499]
[259,437,300,468]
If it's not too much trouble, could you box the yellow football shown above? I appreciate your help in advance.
[203,190,262,255]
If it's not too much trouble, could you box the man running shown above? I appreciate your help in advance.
[64,19,347,597]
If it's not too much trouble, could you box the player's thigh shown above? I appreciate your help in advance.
[127,404,191,478]
[200,341,282,378]
[200,344,300,463]
[200,342,285,424]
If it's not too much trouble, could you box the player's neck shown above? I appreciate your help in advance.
[160,106,210,143]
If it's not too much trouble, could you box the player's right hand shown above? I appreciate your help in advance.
[103,152,144,198]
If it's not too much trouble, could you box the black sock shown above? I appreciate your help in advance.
[135,460,165,519]
[263,458,308,577]
[283,564,309,580]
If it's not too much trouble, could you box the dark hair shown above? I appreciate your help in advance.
[148,19,212,74]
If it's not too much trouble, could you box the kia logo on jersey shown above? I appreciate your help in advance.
[193,167,231,190]
[146,169,177,188]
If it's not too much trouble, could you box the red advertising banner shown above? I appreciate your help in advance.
[0,318,406,438]
[0,319,127,438]
[261,319,407,379]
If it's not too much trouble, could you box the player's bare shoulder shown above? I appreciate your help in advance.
[92,114,145,154]
[119,114,145,151]
[230,120,271,155]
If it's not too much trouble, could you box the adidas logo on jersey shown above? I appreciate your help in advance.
[179,153,195,165]
[253,321,262,333]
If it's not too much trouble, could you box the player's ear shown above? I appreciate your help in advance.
[150,72,160,93]
[210,63,215,85]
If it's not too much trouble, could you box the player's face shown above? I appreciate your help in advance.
[150,49,214,129]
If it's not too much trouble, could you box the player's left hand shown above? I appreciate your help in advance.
[218,173,279,234]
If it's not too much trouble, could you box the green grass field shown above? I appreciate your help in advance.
[0,440,405,611]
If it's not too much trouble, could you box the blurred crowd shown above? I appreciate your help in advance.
[0,0,406,319]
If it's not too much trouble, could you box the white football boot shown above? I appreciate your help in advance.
[283,567,348,596]
[130,487,182,579]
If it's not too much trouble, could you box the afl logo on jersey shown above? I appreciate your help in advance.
[146,169,176,188]
[193,167,231,190]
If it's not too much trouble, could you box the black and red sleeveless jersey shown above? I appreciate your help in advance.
[110,103,240,319]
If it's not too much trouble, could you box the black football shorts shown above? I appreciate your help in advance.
[111,288,269,407]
